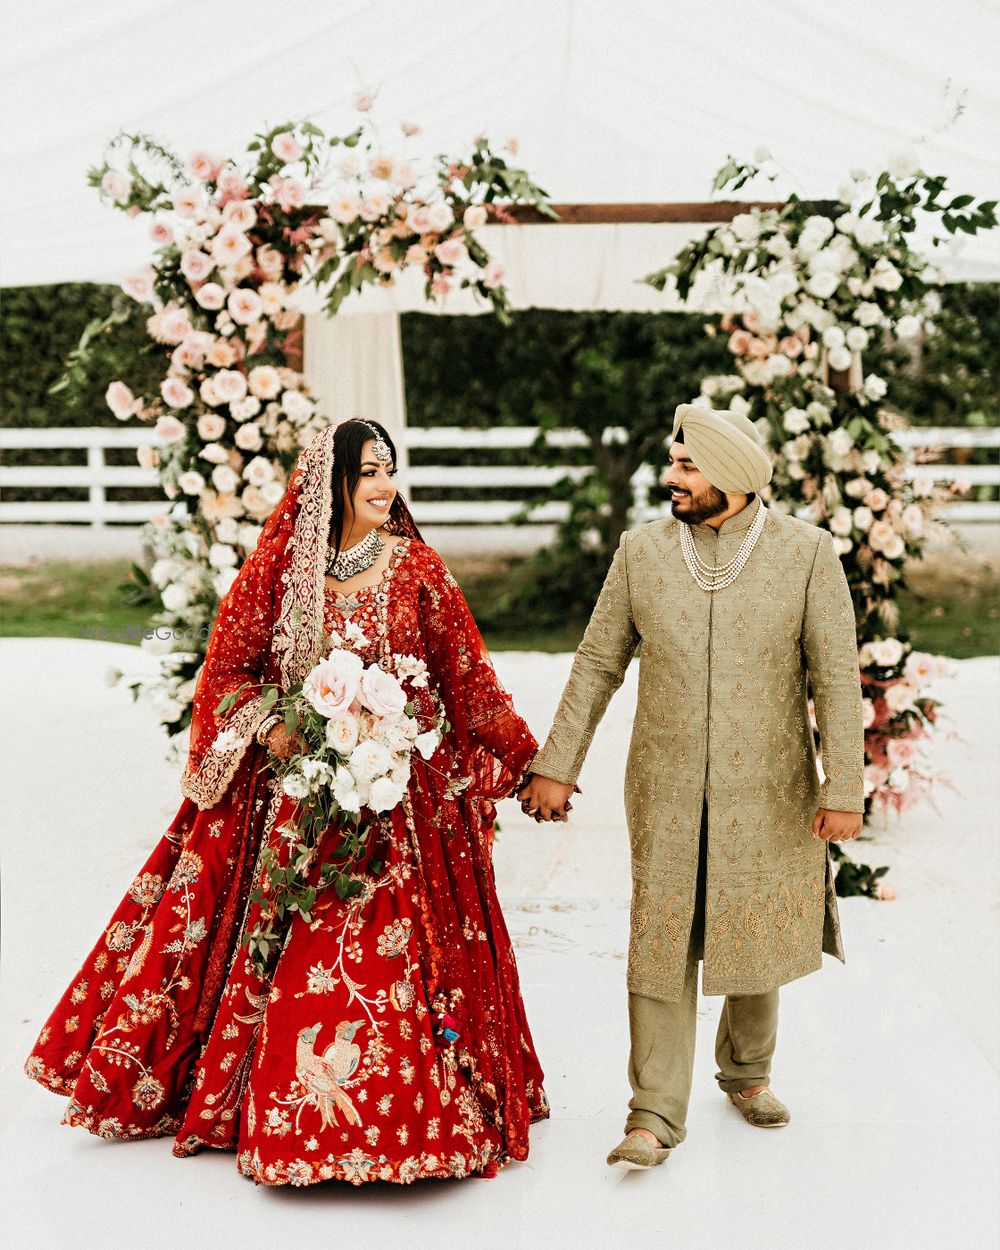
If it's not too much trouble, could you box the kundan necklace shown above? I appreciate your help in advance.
[679,503,767,592]
[326,528,385,581]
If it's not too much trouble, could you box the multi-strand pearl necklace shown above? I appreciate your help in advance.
[679,504,768,592]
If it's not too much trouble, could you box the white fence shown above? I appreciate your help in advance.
[0,424,997,528]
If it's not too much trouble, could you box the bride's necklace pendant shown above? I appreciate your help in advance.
[680,504,767,592]
[327,528,385,581]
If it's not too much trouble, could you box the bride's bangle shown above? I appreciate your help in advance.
[256,713,282,746]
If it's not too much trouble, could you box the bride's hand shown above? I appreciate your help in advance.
[265,723,308,761]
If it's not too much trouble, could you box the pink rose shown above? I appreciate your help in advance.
[217,167,249,199]
[354,90,377,112]
[463,205,488,230]
[195,282,226,311]
[248,365,282,399]
[256,246,285,282]
[887,738,917,769]
[150,221,174,246]
[271,132,303,163]
[431,273,453,298]
[727,329,752,356]
[160,378,194,409]
[122,267,156,302]
[227,288,263,325]
[188,151,221,182]
[359,666,407,721]
[159,307,193,344]
[482,260,505,290]
[106,381,142,421]
[400,119,421,137]
[903,651,936,685]
[100,170,132,204]
[407,205,433,235]
[172,186,201,218]
[272,177,306,212]
[211,228,252,265]
[434,238,469,267]
[180,250,213,282]
[863,763,889,796]
[197,413,227,441]
[154,415,186,444]
[222,200,257,231]
[405,244,429,268]
[304,650,364,717]
[213,369,248,403]
[884,681,918,715]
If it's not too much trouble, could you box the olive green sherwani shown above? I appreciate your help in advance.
[531,495,865,1005]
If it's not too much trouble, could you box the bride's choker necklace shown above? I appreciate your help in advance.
[327,529,384,581]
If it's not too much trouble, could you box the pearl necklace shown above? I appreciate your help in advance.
[326,529,385,581]
[679,504,768,592]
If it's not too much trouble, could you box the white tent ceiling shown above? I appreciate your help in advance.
[2,0,998,303]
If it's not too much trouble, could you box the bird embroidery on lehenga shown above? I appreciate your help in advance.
[294,1021,365,1129]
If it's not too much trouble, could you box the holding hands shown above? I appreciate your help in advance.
[516,773,579,823]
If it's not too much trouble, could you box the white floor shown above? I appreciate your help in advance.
[1,639,998,1249]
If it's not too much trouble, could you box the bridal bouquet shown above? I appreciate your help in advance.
[213,627,446,975]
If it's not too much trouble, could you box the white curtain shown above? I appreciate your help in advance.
[303,312,409,477]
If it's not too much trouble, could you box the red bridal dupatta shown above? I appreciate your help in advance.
[24,424,548,1186]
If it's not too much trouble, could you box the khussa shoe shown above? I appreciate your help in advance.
[727,1087,790,1127]
[606,1133,672,1169]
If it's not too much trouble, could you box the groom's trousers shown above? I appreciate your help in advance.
[624,804,780,1148]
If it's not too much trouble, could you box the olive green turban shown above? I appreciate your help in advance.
[671,403,773,495]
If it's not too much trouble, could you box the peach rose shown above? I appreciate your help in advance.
[248,365,282,399]
[122,268,156,302]
[876,882,897,901]
[106,381,142,421]
[273,177,306,212]
[172,186,201,218]
[884,681,918,714]
[227,288,263,325]
[161,378,194,409]
[222,200,257,231]
[154,415,186,443]
[197,413,227,441]
[211,228,252,265]
[206,339,238,369]
[217,167,249,198]
[195,282,226,311]
[271,132,303,163]
[482,260,505,290]
[180,250,213,282]
[150,221,174,246]
[136,444,160,470]
[214,369,248,404]
[188,151,221,182]
[159,307,193,344]
[434,238,469,267]
[325,711,360,755]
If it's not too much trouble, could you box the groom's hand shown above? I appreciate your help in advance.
[517,774,577,823]
[812,808,863,842]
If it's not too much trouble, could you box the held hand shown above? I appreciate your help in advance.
[265,722,309,762]
[812,808,863,842]
[516,773,579,823]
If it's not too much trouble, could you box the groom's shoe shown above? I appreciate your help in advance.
[726,1087,790,1128]
[606,1131,672,1169]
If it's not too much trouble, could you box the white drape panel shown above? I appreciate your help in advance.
[2,0,997,291]
[303,312,409,477]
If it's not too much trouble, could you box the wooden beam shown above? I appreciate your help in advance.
[499,201,837,224]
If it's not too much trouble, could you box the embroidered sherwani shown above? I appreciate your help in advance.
[531,496,864,1004]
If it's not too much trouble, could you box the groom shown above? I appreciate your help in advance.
[518,403,864,1169]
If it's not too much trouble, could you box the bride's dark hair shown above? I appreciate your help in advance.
[329,419,420,558]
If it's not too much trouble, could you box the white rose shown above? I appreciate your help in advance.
[414,730,440,761]
[208,542,237,570]
[199,442,229,465]
[846,327,869,351]
[248,366,282,399]
[150,558,182,588]
[348,740,394,785]
[806,272,839,300]
[796,228,825,258]
[885,681,918,714]
[197,413,227,442]
[827,428,854,458]
[212,729,243,753]
[325,712,360,755]
[804,215,835,241]
[855,302,882,328]
[822,326,846,349]
[782,408,810,434]
[764,354,793,381]
[829,507,853,536]
[368,776,406,813]
[214,369,248,404]
[238,523,262,550]
[827,346,852,372]
[157,699,184,724]
[212,568,238,597]
[850,219,883,249]
[881,533,906,560]
[853,506,874,531]
[844,477,872,499]
[427,202,454,232]
[869,637,905,667]
[216,517,240,544]
[260,480,285,506]
[901,504,924,537]
[864,374,888,400]
[895,315,922,339]
[178,470,206,496]
[832,536,853,556]
[243,456,275,487]
[872,260,903,292]
[161,582,190,612]
[463,205,488,229]
[211,464,240,494]
[234,422,263,452]
[230,396,262,422]
[730,213,760,242]
[281,391,314,421]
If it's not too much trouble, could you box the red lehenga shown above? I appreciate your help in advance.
[24,426,548,1187]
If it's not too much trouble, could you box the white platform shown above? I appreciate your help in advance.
[1,639,997,1249]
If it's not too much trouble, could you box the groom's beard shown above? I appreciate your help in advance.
[670,483,729,525]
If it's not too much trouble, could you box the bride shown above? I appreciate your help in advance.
[25,419,549,1187]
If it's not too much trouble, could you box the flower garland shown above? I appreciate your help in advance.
[85,112,551,745]
[647,154,996,889]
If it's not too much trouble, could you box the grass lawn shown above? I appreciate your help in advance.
[1,552,996,658]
